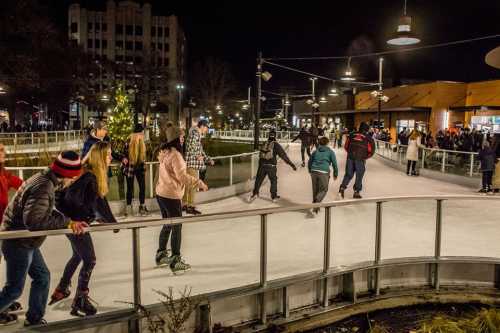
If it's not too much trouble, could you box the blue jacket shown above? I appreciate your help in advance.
[308,145,338,177]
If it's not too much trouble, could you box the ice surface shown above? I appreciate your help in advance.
[1,144,496,328]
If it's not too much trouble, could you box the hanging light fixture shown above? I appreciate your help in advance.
[387,0,421,46]
[340,57,356,81]
[328,87,339,97]
[319,96,327,103]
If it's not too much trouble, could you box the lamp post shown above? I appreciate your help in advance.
[99,93,110,120]
[309,77,318,126]
[255,53,263,150]
[176,83,185,127]
[371,58,389,129]
[188,98,196,129]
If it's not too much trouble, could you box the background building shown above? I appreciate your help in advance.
[68,0,186,127]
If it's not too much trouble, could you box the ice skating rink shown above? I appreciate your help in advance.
[1,144,498,326]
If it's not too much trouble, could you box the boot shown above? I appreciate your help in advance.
[49,285,71,305]
[247,194,258,203]
[139,205,150,217]
[0,312,17,326]
[71,290,97,317]
[353,192,362,199]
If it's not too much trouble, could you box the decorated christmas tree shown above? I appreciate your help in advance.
[108,84,134,142]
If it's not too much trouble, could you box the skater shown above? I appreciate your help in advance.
[81,120,108,160]
[50,142,117,317]
[183,119,214,215]
[248,130,297,203]
[0,144,23,221]
[478,141,497,194]
[406,130,424,176]
[308,137,338,214]
[338,122,375,199]
[122,124,149,216]
[0,152,87,326]
[336,129,343,149]
[492,134,500,193]
[292,126,312,167]
[155,126,208,273]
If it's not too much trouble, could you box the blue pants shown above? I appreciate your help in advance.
[0,241,50,322]
[340,159,366,192]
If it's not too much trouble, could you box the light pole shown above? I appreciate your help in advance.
[371,58,389,129]
[188,98,196,129]
[176,83,184,127]
[99,93,110,121]
[255,53,263,150]
[308,77,318,127]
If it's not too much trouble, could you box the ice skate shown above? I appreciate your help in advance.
[124,205,133,218]
[185,206,202,215]
[305,209,315,219]
[139,205,150,217]
[155,249,173,267]
[23,318,46,327]
[0,312,17,326]
[71,291,97,317]
[247,194,258,203]
[49,286,71,305]
[7,302,22,314]
[170,256,191,274]
[337,188,345,200]
[272,196,281,203]
[353,192,362,199]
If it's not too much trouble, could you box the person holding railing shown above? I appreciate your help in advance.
[155,126,208,273]
[122,125,149,217]
[0,152,88,327]
[183,120,213,215]
[49,142,117,317]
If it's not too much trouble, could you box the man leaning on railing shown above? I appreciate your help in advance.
[0,152,88,327]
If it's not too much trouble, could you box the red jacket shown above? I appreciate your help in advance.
[0,169,23,223]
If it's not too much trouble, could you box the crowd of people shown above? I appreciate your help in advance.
[0,118,498,327]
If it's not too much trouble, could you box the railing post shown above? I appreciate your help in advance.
[322,207,332,307]
[19,169,24,180]
[14,133,17,147]
[44,132,48,146]
[441,152,446,173]
[434,199,443,290]
[149,163,154,198]
[131,227,142,333]
[469,154,474,177]
[229,157,233,186]
[259,214,268,324]
[374,201,383,296]
[55,132,58,143]
[421,149,426,169]
[31,133,34,145]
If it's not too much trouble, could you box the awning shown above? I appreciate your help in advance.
[448,105,500,112]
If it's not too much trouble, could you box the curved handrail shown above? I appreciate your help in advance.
[0,194,496,240]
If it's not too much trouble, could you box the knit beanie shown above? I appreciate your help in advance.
[166,126,183,143]
[50,151,82,178]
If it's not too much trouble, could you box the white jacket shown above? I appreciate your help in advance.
[406,137,422,161]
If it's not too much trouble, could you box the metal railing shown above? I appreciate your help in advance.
[0,130,84,146]
[374,139,481,178]
[0,195,497,331]
[213,130,300,142]
[6,151,260,200]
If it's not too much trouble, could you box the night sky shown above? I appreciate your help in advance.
[49,0,500,97]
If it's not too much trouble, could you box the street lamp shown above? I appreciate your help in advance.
[176,83,185,127]
[387,0,421,46]
[99,94,110,120]
[319,96,327,104]
[0,86,6,95]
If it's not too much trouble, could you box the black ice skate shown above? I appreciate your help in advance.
[71,290,97,317]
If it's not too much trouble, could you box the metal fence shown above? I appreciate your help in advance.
[6,151,260,201]
[213,130,300,142]
[0,195,497,331]
[374,139,481,178]
[0,130,84,146]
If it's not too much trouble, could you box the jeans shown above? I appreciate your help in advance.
[126,168,146,205]
[340,159,366,192]
[300,144,311,164]
[182,168,199,207]
[59,234,96,292]
[157,196,183,256]
[482,171,493,190]
[0,241,50,322]
[407,160,417,175]
[253,165,278,199]
[311,172,330,203]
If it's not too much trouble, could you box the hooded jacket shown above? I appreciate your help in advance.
[308,145,338,177]
[156,148,200,200]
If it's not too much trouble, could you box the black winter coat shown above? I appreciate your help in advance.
[478,147,497,172]
[56,171,117,224]
[259,140,295,168]
[2,169,69,248]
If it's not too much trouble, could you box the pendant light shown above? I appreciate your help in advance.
[387,0,421,46]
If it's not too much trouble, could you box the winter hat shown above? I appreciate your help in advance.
[359,122,370,133]
[166,126,183,143]
[50,151,82,178]
[198,119,209,128]
[134,124,144,133]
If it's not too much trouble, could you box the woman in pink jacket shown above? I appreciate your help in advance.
[155,126,208,273]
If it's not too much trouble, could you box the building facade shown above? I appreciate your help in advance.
[294,79,500,142]
[68,0,186,127]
